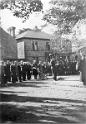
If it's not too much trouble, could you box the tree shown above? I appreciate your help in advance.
[0,0,43,21]
[43,0,86,35]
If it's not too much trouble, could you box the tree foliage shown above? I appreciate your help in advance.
[0,0,43,21]
[43,0,86,34]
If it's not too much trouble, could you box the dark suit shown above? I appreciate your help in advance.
[22,64,27,81]
[17,64,22,82]
[1,64,7,85]
[27,64,32,80]
[11,64,17,83]
[32,64,38,79]
[6,64,11,82]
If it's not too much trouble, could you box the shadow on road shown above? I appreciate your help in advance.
[0,92,86,103]
[0,81,47,88]
[0,92,86,123]
[0,77,86,123]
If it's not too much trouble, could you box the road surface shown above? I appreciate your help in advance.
[0,75,86,123]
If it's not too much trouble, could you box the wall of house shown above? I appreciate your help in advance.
[0,28,17,61]
[17,38,51,62]
[0,28,17,79]
[1,37,17,60]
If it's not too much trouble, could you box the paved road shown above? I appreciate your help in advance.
[0,75,86,123]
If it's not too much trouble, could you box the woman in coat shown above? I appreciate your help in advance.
[79,55,86,85]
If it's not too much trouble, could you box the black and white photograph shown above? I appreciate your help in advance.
[0,0,86,123]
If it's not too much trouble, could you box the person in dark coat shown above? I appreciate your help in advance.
[11,61,18,84]
[42,62,47,79]
[6,60,11,82]
[1,61,7,86]
[22,62,27,81]
[71,61,77,75]
[27,62,32,80]
[32,60,38,79]
[38,61,45,80]
[79,55,86,85]
[17,62,22,82]
[51,58,59,81]
[58,61,64,75]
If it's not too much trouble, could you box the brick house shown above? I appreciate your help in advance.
[16,28,51,62]
[0,27,17,61]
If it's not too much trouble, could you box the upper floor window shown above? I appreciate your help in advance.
[32,41,38,51]
[46,42,50,51]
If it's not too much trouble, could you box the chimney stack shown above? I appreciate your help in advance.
[8,26,16,38]
[34,26,40,31]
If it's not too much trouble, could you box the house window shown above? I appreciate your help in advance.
[46,42,50,51]
[32,41,38,51]
[34,41,38,50]
[32,42,35,50]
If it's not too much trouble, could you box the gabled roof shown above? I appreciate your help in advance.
[16,29,52,40]
[0,27,17,60]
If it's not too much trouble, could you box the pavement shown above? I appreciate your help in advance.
[0,75,86,123]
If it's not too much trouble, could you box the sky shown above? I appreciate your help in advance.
[0,0,57,34]
[0,0,86,40]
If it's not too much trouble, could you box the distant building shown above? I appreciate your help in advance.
[16,27,51,62]
[0,27,17,61]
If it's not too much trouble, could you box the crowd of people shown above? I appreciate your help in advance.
[0,60,50,86]
[0,58,78,86]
